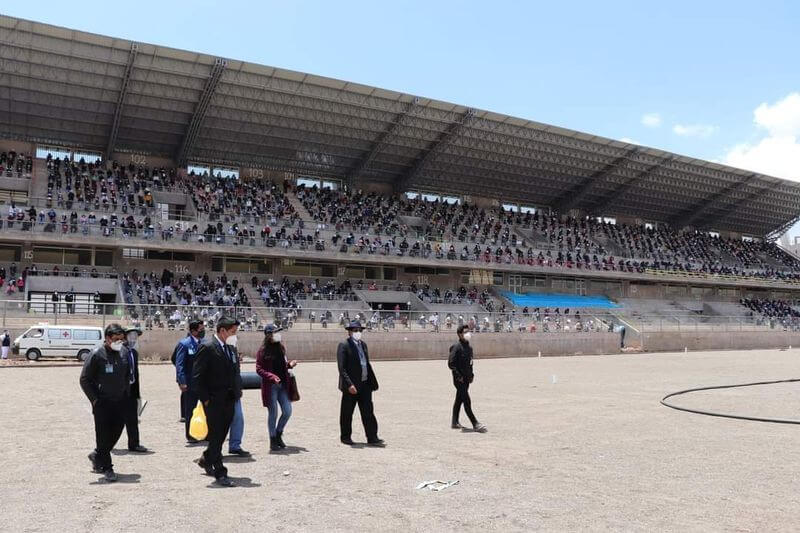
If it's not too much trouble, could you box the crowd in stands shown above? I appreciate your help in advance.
[44,156,165,213]
[121,269,256,330]
[0,152,33,178]
[6,157,800,284]
[740,298,800,320]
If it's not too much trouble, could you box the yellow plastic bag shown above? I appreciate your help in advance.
[189,401,208,441]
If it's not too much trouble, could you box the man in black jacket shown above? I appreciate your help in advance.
[79,324,129,482]
[191,316,242,487]
[337,320,384,447]
[122,327,148,453]
[448,325,487,433]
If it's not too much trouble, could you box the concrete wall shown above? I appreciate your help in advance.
[640,330,800,352]
[0,177,31,192]
[0,140,35,154]
[84,330,621,362]
[110,152,176,169]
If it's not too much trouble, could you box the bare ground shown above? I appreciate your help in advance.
[2,349,800,532]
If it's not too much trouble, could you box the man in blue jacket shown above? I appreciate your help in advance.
[175,320,205,443]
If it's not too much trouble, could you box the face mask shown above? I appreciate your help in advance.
[272,333,282,343]
[463,332,472,341]
[352,331,362,341]
[110,341,124,352]
[225,334,238,347]
[195,329,206,339]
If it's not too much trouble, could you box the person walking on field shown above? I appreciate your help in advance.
[79,324,130,482]
[255,324,298,452]
[191,316,242,487]
[337,321,384,447]
[448,325,487,433]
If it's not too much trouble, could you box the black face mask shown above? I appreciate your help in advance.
[196,330,206,339]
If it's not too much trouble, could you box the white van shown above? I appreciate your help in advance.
[13,324,104,361]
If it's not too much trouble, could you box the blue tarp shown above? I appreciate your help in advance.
[501,292,619,309]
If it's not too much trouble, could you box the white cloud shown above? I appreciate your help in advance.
[672,123,719,138]
[722,92,800,182]
[619,137,640,145]
[641,113,661,128]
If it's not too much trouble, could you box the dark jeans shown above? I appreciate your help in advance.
[340,386,378,442]
[452,378,478,426]
[182,390,199,441]
[124,396,140,449]
[201,398,235,479]
[92,398,126,471]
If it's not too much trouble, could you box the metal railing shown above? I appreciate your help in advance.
[0,298,795,335]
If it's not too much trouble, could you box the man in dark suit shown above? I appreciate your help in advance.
[122,327,149,452]
[337,320,384,447]
[191,316,242,487]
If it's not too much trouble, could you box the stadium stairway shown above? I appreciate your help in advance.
[286,192,314,222]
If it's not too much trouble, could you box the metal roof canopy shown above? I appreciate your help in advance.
[1,15,799,237]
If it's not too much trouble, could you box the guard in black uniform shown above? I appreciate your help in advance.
[79,324,130,482]
[448,325,487,433]
[122,327,148,453]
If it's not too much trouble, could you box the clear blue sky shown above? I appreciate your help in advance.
[5,1,800,230]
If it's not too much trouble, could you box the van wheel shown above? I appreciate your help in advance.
[26,348,41,361]
[77,350,91,362]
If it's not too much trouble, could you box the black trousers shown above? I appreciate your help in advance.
[182,390,199,441]
[201,398,235,479]
[92,398,127,471]
[123,396,140,449]
[452,379,478,426]
[340,386,378,442]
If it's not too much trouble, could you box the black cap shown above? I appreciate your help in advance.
[104,323,126,338]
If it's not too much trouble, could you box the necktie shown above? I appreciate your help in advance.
[128,350,136,384]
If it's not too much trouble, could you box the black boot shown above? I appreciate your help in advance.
[276,431,286,449]
[270,437,281,452]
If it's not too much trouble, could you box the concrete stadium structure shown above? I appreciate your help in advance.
[1,14,800,359]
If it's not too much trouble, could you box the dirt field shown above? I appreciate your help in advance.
[2,349,800,532]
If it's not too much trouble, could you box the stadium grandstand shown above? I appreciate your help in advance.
[2,13,800,351]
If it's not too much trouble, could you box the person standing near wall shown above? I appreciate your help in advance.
[1,330,10,359]
[448,325,487,433]
[122,327,148,453]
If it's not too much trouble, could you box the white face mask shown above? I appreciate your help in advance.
[463,332,472,341]
[272,333,282,343]
[110,341,124,352]
[225,334,238,347]
[352,331,362,341]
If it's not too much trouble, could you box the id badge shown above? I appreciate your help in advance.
[105,364,114,374]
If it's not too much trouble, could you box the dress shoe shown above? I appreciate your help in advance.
[473,423,488,433]
[179,417,186,423]
[228,448,251,457]
[128,445,148,453]
[215,476,235,487]
[275,431,287,449]
[340,437,355,446]
[366,439,386,447]
[88,451,102,473]
[186,437,200,444]
[194,457,214,476]
[104,469,118,482]
[451,423,464,429]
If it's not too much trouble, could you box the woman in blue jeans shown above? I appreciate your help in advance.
[255,324,298,451]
